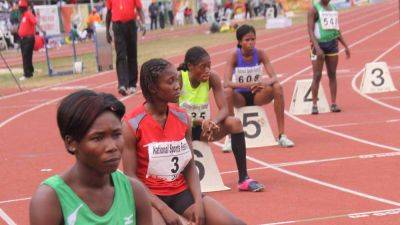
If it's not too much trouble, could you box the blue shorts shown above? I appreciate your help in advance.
[311,39,339,58]
[235,90,255,106]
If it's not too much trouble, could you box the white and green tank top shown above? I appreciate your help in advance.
[179,70,210,122]
[314,0,340,42]
[43,171,136,225]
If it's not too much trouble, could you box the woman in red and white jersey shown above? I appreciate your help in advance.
[122,58,245,225]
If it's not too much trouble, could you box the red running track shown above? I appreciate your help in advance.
[0,1,399,224]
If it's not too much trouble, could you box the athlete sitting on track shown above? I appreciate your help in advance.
[308,0,350,114]
[122,58,246,225]
[178,46,264,192]
[30,90,152,225]
[224,24,294,147]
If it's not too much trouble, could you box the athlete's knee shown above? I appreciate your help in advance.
[272,82,283,96]
[224,87,234,98]
[327,72,336,80]
[312,74,322,83]
[225,116,243,133]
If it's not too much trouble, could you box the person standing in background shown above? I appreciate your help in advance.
[148,1,158,30]
[18,0,44,81]
[106,0,145,96]
[165,1,174,27]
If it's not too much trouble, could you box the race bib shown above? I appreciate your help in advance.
[320,11,339,30]
[234,65,263,84]
[180,102,210,120]
[146,139,192,181]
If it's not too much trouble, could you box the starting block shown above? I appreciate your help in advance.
[234,106,277,148]
[192,141,230,192]
[266,16,292,29]
[289,79,329,115]
[360,62,396,94]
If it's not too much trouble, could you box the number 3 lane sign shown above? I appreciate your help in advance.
[360,62,396,94]
[235,106,277,148]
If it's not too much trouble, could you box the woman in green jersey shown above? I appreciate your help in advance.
[308,0,351,114]
[178,46,264,192]
[30,90,152,225]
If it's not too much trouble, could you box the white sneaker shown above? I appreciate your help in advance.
[128,87,136,95]
[118,86,127,96]
[222,136,232,153]
[19,76,26,81]
[277,134,294,148]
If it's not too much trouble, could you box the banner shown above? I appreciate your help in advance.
[60,4,89,33]
[34,5,61,35]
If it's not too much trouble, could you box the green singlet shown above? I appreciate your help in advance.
[313,0,340,42]
[43,171,136,225]
[179,70,210,123]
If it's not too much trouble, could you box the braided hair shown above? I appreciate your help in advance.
[140,58,172,102]
[236,24,256,48]
[177,46,209,71]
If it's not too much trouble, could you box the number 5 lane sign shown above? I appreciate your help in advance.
[235,106,277,148]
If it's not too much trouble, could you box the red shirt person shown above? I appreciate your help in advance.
[18,0,40,80]
[105,0,145,96]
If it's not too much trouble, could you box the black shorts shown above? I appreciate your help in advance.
[192,125,202,141]
[311,39,339,57]
[235,90,255,106]
[157,189,195,215]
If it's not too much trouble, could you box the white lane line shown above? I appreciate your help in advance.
[2,7,393,129]
[351,40,400,112]
[0,70,114,100]
[322,122,359,128]
[376,96,400,100]
[321,118,400,128]
[0,81,117,128]
[0,208,16,225]
[0,1,393,101]
[0,197,31,205]
[214,142,400,208]
[261,207,400,225]
[2,151,400,206]
[246,155,400,206]
[218,151,400,175]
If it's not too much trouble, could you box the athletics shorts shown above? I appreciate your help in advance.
[311,39,339,59]
[158,189,199,215]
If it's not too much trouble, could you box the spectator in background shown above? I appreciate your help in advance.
[264,0,278,18]
[196,4,207,25]
[184,6,192,24]
[165,0,174,26]
[10,2,20,48]
[148,1,158,30]
[253,0,260,16]
[158,2,165,29]
[86,8,101,39]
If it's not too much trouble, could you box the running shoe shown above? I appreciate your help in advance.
[311,105,319,115]
[238,178,264,192]
[277,134,294,147]
[118,86,127,96]
[128,87,137,95]
[330,104,341,113]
